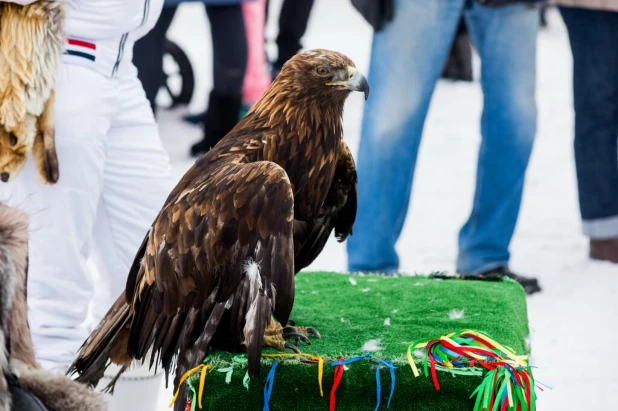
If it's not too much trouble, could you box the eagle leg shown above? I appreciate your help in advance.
[101,365,128,395]
[262,321,320,353]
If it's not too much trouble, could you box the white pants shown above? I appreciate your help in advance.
[0,62,174,370]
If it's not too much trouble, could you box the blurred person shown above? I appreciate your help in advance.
[182,0,315,126]
[555,0,618,262]
[241,0,271,116]
[133,0,248,157]
[347,0,542,295]
[266,0,315,78]
[0,0,173,408]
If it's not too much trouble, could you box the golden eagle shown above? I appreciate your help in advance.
[67,49,369,405]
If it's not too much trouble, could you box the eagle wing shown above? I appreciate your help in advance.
[294,140,357,272]
[125,160,295,386]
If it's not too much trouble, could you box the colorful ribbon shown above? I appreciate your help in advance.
[233,354,251,390]
[169,363,212,409]
[261,352,325,396]
[170,329,542,411]
[331,354,397,410]
[407,330,540,411]
[263,361,279,411]
[329,358,345,411]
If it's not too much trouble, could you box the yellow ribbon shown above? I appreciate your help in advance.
[407,344,420,378]
[460,330,528,366]
[262,353,324,396]
[169,363,212,408]
[407,330,529,379]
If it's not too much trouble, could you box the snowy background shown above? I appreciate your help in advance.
[150,1,617,409]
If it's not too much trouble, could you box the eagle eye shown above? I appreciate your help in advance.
[316,67,329,76]
[9,134,17,146]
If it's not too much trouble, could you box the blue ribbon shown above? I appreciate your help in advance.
[331,354,397,410]
[263,361,278,411]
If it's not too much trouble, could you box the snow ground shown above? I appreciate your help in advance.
[152,1,617,409]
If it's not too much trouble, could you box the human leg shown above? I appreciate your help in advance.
[190,4,247,157]
[88,65,173,325]
[347,0,466,272]
[133,6,178,115]
[274,0,315,72]
[242,0,271,109]
[88,66,173,409]
[560,7,618,261]
[457,2,538,276]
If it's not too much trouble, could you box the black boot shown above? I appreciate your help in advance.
[471,266,541,296]
[190,91,242,157]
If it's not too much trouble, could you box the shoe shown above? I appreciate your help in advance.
[472,266,541,295]
[590,238,618,263]
[190,91,242,157]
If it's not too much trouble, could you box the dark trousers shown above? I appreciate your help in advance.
[133,4,247,113]
[266,0,315,68]
[561,7,618,222]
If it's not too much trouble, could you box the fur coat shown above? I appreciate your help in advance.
[0,203,107,411]
[0,1,63,185]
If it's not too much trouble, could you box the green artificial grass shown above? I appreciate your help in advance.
[180,272,530,410]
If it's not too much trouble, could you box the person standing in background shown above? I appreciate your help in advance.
[347,0,542,294]
[266,0,315,78]
[133,0,248,157]
[241,0,271,116]
[555,0,618,262]
[0,0,173,408]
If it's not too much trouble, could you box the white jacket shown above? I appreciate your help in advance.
[6,0,163,40]
[5,0,164,77]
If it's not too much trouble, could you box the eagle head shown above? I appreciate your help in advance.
[278,49,370,100]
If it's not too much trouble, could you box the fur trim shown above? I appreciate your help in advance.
[12,360,107,411]
[0,2,65,129]
[0,2,64,184]
[0,204,106,410]
[0,239,17,411]
[0,204,37,368]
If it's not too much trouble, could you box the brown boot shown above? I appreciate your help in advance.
[590,238,618,263]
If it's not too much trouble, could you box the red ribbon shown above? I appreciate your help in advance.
[489,368,499,410]
[429,353,440,391]
[185,399,192,411]
[329,358,345,411]
[500,397,508,411]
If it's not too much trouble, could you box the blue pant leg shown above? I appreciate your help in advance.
[457,2,539,274]
[347,0,466,272]
[560,7,618,239]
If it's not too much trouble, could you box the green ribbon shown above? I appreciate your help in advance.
[216,367,234,384]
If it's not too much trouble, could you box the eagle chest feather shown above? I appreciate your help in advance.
[278,128,342,222]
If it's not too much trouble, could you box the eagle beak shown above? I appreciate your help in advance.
[346,67,370,100]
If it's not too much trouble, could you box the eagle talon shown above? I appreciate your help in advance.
[294,326,321,339]
[306,327,321,339]
[282,331,311,345]
[284,342,301,353]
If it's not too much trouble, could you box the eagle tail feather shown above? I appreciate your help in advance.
[67,294,132,389]
[242,259,272,378]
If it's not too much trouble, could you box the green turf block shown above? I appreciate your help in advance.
[180,272,530,410]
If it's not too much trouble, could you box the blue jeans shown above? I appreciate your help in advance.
[560,7,618,239]
[347,0,538,275]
